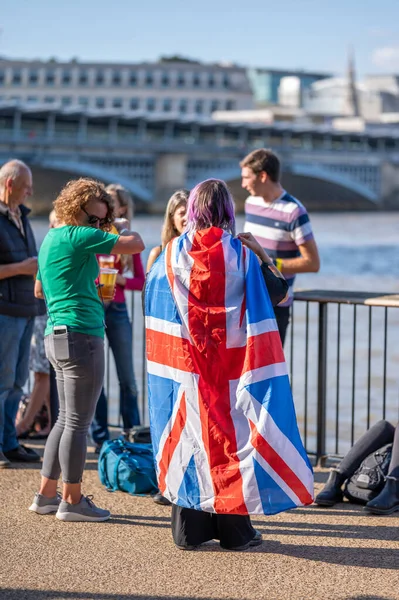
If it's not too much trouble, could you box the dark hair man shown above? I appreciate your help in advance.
[0,159,42,468]
[241,149,320,344]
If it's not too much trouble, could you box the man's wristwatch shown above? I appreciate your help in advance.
[119,228,129,235]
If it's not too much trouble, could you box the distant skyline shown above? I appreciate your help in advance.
[1,0,399,77]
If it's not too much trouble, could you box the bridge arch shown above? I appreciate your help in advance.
[35,159,152,202]
[206,165,379,211]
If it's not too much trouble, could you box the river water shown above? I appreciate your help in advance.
[31,213,399,455]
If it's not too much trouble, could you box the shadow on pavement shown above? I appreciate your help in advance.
[251,518,399,542]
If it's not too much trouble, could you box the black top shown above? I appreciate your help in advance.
[0,204,45,317]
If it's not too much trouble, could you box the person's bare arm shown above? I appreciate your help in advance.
[238,233,284,279]
[34,279,44,299]
[0,257,38,281]
[278,239,320,275]
[146,246,162,273]
[110,219,145,256]
[112,232,145,255]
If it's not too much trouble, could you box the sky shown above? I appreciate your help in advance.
[1,0,399,76]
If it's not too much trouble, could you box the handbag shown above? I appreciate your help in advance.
[343,444,392,505]
[98,437,158,496]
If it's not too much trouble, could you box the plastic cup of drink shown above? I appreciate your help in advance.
[98,268,118,301]
[99,255,115,269]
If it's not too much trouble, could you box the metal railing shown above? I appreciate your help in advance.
[105,289,399,464]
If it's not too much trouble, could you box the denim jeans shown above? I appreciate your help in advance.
[0,314,34,452]
[91,302,140,445]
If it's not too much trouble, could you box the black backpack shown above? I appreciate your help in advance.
[125,426,152,445]
[343,444,392,505]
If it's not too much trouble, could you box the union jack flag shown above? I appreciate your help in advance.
[145,227,313,515]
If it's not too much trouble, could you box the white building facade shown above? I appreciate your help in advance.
[0,57,254,117]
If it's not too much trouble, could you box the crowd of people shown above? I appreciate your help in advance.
[0,149,398,545]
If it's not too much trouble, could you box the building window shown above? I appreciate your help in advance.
[78,96,89,107]
[79,71,88,85]
[46,71,55,85]
[29,70,39,85]
[147,97,156,111]
[193,74,201,88]
[10,96,21,103]
[27,96,38,103]
[163,98,172,112]
[112,71,121,86]
[62,70,71,85]
[223,74,230,89]
[0,71,4,84]
[179,99,188,114]
[161,73,169,87]
[130,98,140,110]
[129,72,137,86]
[95,97,105,109]
[44,96,55,103]
[12,70,22,85]
[145,72,154,87]
[95,71,104,85]
[177,74,185,87]
[61,96,72,106]
[225,99,235,110]
[208,75,215,88]
[210,100,219,112]
[195,99,203,114]
[112,97,123,109]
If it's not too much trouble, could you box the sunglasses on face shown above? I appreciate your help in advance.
[81,206,111,227]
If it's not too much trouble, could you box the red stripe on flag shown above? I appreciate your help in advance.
[243,331,286,374]
[146,329,196,374]
[158,392,187,494]
[165,239,175,292]
[249,420,313,506]
[188,230,247,514]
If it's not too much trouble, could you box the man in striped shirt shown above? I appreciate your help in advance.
[241,148,320,345]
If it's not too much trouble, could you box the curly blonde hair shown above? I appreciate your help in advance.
[53,178,115,231]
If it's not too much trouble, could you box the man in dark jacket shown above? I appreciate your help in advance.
[0,159,42,468]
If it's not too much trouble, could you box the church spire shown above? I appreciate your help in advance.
[347,46,360,117]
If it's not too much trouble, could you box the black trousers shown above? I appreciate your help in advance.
[171,504,256,549]
[339,420,399,479]
[274,306,290,346]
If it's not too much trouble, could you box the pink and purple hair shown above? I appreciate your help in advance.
[185,179,236,235]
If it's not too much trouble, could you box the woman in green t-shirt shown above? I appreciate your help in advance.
[29,178,144,522]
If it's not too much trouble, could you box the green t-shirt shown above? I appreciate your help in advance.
[38,225,119,338]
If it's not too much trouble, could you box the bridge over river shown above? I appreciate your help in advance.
[2,102,399,212]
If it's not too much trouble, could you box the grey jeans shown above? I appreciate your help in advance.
[42,331,104,484]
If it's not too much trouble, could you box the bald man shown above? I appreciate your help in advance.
[0,159,42,467]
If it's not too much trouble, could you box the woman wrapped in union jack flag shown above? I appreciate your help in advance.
[145,179,313,551]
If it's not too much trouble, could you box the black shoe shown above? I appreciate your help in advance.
[364,478,399,515]
[314,469,346,507]
[4,444,41,463]
[175,543,199,551]
[152,492,172,506]
[0,451,11,469]
[223,529,263,551]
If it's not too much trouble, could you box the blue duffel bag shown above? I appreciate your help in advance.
[98,437,158,496]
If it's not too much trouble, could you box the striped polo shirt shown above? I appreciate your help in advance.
[244,191,314,307]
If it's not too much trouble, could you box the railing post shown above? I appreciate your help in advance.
[317,302,328,465]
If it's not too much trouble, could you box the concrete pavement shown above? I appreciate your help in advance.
[0,441,398,600]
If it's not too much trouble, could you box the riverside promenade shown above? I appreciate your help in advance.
[0,440,398,600]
